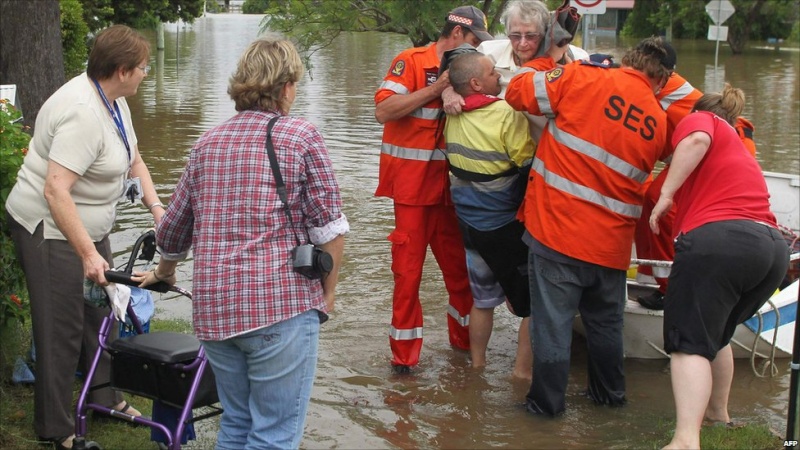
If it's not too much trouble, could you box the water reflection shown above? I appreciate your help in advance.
[115,14,798,448]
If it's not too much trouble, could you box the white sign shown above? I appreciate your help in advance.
[573,0,607,15]
[708,25,729,41]
[0,84,18,107]
[705,0,735,25]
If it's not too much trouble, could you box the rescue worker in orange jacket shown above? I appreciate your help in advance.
[634,53,759,310]
[374,5,493,373]
[634,66,702,308]
[504,36,672,416]
[735,116,757,157]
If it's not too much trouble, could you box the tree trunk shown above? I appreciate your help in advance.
[0,0,65,131]
[728,0,767,55]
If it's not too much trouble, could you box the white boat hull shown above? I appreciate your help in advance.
[573,279,798,359]
[764,170,800,234]
[576,170,800,359]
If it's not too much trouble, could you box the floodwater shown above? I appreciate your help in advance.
[113,13,800,448]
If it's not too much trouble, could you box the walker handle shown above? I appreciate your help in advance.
[105,270,171,293]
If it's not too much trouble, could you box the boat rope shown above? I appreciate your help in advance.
[748,297,781,378]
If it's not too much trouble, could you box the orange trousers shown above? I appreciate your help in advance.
[634,168,675,293]
[388,203,472,366]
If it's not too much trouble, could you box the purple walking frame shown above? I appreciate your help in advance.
[73,230,220,450]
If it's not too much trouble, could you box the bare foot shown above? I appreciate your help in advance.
[511,369,532,381]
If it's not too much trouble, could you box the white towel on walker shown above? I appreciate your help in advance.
[104,283,131,323]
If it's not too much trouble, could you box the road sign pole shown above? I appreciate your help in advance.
[706,0,735,69]
[583,15,590,52]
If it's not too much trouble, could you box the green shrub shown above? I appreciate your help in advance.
[242,0,270,14]
[789,20,800,44]
[0,99,31,382]
[61,0,90,79]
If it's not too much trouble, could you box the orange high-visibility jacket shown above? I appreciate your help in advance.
[506,63,668,270]
[657,73,702,147]
[658,74,757,156]
[735,116,757,157]
[375,44,450,206]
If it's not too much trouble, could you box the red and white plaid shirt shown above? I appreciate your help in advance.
[157,110,346,340]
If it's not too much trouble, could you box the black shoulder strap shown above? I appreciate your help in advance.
[265,116,286,204]
[265,116,301,246]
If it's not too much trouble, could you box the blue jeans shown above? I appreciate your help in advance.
[526,251,627,416]
[201,310,320,450]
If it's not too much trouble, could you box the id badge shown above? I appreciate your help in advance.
[124,177,143,203]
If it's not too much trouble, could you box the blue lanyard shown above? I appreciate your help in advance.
[92,78,131,165]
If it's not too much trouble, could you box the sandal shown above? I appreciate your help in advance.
[112,401,141,417]
[92,401,144,426]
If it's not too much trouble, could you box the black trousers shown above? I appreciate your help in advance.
[664,220,790,360]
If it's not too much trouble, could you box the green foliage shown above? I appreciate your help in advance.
[79,0,205,32]
[790,19,800,43]
[61,0,90,79]
[731,0,799,40]
[621,0,799,50]
[242,0,270,14]
[262,0,504,61]
[649,0,710,39]
[0,100,30,329]
[80,0,115,33]
[620,0,662,38]
[206,0,224,13]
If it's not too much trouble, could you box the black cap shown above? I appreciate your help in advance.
[589,53,614,65]
[446,6,493,42]
[662,41,677,71]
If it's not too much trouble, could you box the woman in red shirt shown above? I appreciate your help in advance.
[649,83,789,449]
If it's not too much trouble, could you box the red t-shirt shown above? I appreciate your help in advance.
[671,111,777,236]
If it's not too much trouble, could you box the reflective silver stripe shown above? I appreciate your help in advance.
[532,71,554,118]
[381,143,447,161]
[378,81,441,119]
[409,107,442,120]
[548,121,649,183]
[532,158,643,218]
[448,305,469,327]
[515,67,535,75]
[653,266,671,278]
[446,143,510,162]
[380,80,409,95]
[659,81,695,110]
[390,325,423,340]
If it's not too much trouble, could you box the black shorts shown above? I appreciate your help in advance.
[663,220,789,360]
[458,219,530,317]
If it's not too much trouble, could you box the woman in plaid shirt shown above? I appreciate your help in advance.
[136,36,348,449]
